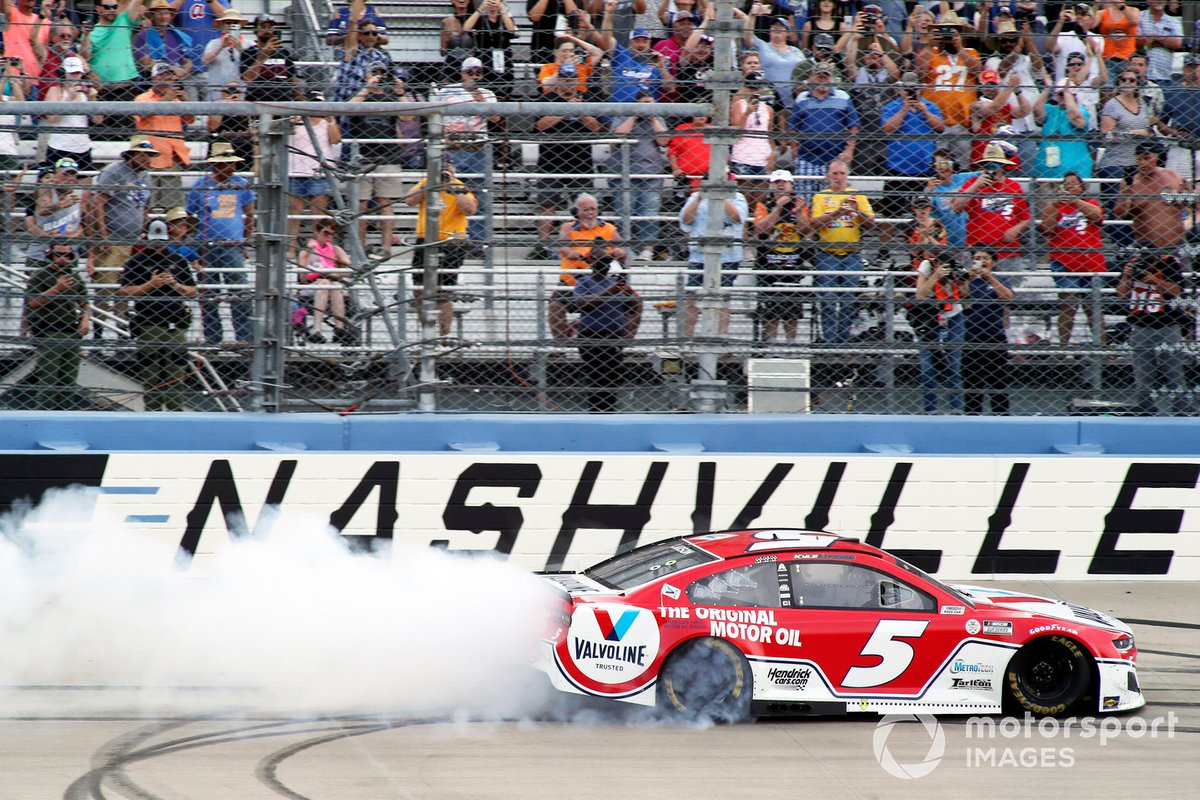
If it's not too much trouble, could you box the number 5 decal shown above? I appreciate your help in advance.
[842,619,929,688]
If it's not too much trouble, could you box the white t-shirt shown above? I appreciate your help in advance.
[1052,32,1102,85]
[0,92,20,157]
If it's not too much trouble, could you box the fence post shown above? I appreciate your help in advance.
[618,141,632,242]
[882,272,897,414]
[250,114,290,413]
[419,113,446,412]
[690,3,736,413]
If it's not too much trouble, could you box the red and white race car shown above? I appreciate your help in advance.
[537,530,1143,720]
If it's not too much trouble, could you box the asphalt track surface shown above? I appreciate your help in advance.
[2,581,1197,799]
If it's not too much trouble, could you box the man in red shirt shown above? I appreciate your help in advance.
[950,143,1031,283]
[1039,171,1106,345]
[667,114,710,189]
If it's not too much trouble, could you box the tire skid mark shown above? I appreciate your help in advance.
[256,717,446,799]
[62,714,424,800]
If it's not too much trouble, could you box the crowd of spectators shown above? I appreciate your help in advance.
[2,1,1200,414]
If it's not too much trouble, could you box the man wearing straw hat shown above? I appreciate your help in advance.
[186,142,254,346]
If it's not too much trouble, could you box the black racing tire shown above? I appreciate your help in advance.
[658,637,753,723]
[1006,635,1092,716]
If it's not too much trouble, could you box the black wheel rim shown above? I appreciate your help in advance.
[1021,645,1075,704]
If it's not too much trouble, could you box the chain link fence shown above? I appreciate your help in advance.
[2,4,1200,415]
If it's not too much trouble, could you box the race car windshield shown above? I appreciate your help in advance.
[893,557,974,608]
[584,540,718,590]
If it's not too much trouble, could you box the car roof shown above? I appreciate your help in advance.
[682,528,874,560]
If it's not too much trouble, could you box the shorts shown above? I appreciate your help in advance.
[536,176,593,210]
[360,166,405,201]
[289,176,332,198]
[756,283,806,321]
[1051,260,1105,292]
[877,174,928,220]
[410,238,469,287]
[686,264,738,289]
[93,245,132,290]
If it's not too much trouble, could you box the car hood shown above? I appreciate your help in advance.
[950,584,1133,635]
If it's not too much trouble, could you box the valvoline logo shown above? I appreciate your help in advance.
[566,604,661,686]
[594,608,639,642]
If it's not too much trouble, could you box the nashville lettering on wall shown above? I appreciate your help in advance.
[7,454,1198,580]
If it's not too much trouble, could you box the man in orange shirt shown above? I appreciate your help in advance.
[134,63,194,208]
[914,12,981,168]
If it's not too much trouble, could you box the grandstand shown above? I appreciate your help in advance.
[1,1,1200,414]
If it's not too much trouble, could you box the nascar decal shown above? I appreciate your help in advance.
[567,605,660,685]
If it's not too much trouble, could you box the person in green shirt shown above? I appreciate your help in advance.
[82,0,147,101]
[25,244,91,410]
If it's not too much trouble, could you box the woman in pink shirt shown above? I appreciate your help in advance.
[298,220,354,344]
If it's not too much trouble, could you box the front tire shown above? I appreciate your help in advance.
[658,637,753,722]
[1006,635,1091,716]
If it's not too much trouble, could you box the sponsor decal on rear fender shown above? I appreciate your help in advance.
[567,604,661,685]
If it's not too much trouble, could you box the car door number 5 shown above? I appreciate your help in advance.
[842,619,930,688]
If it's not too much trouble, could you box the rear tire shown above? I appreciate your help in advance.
[658,637,753,723]
[1006,635,1091,716]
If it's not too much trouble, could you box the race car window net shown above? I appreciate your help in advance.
[787,562,936,612]
[584,540,718,591]
[686,562,781,608]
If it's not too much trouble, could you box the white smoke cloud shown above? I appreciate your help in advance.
[0,488,558,718]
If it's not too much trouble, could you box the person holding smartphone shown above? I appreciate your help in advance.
[949,143,1030,285]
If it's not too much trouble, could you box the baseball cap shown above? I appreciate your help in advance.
[813,32,835,49]
[558,61,578,78]
[54,157,80,173]
[1135,140,1166,157]
[461,56,484,71]
[672,11,696,23]
[254,13,278,25]
[768,169,794,184]
[393,66,410,80]
[631,27,651,39]
[863,4,883,14]
[151,62,175,77]
[813,62,836,77]
[146,219,170,241]
[981,69,1001,85]
[770,15,791,28]
[1066,51,1087,64]
[61,56,85,74]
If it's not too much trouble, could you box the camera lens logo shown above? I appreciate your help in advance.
[872,713,945,779]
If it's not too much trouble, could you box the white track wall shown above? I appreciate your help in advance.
[63,453,1200,579]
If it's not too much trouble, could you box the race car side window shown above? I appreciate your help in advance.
[686,563,781,608]
[787,562,935,612]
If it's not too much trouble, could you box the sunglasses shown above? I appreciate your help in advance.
[1120,77,1138,84]
[360,31,379,35]
[464,68,483,74]
[49,252,75,259]
[100,3,118,7]
[54,33,74,38]
[223,86,242,92]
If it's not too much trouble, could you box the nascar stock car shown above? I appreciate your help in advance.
[537,530,1143,721]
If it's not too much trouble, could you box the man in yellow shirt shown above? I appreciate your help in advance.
[806,159,875,344]
[403,162,478,336]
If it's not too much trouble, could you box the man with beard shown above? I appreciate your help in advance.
[119,219,197,411]
[914,12,982,168]
[25,244,90,409]
[84,0,148,103]
[241,14,300,102]
[598,9,672,102]
[1114,141,1186,252]
[950,143,1031,284]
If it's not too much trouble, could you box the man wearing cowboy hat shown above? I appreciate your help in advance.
[950,143,1031,283]
[914,11,982,168]
[118,217,198,410]
[84,136,158,333]
[201,8,247,99]
[186,142,254,346]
